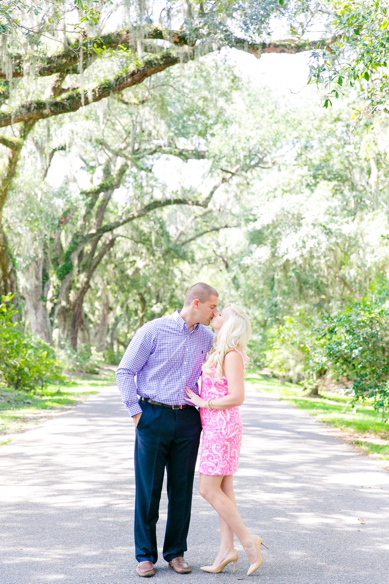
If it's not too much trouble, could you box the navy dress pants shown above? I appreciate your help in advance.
[134,400,202,563]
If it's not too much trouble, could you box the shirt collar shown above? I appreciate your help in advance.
[173,309,199,333]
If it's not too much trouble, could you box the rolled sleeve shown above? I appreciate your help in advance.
[116,322,156,417]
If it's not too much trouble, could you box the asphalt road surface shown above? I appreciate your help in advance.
[1,384,389,584]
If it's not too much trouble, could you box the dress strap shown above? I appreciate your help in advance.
[234,349,247,371]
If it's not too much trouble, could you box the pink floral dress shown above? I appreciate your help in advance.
[198,351,245,476]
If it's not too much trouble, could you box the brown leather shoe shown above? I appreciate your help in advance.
[168,557,192,574]
[136,561,155,577]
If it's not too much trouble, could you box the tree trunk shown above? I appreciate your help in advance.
[137,292,147,330]
[69,293,87,350]
[0,222,19,300]
[109,315,121,353]
[95,286,109,352]
[21,251,53,345]
[0,121,36,308]
[79,309,91,346]
[68,236,116,349]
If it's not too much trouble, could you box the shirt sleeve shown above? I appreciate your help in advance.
[116,322,156,417]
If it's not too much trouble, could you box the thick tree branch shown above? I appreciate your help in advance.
[0,23,337,80]
[87,196,210,241]
[80,162,129,198]
[233,36,338,59]
[0,52,182,128]
[42,145,66,180]
[0,135,24,151]
[180,224,240,246]
[0,27,190,80]
[0,122,35,214]
[113,95,151,107]
[337,273,357,296]
[173,210,212,242]
[97,139,207,162]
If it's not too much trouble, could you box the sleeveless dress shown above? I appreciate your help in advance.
[198,350,246,476]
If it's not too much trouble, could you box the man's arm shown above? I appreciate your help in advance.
[116,321,156,420]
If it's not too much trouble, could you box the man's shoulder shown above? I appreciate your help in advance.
[139,314,178,333]
[134,317,164,339]
[139,317,165,332]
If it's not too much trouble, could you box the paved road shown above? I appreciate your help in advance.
[1,385,389,584]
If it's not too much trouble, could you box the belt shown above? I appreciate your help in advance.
[140,397,190,410]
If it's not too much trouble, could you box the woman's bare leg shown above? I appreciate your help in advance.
[199,474,258,564]
[210,476,236,567]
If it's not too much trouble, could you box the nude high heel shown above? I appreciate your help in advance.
[200,550,239,573]
[246,536,268,576]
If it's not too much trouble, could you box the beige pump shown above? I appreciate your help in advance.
[246,535,268,576]
[200,550,239,574]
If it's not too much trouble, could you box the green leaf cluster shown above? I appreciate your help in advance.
[309,0,389,116]
[0,294,64,391]
[266,315,327,385]
[266,283,389,417]
[322,297,389,415]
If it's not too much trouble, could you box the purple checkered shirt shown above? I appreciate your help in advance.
[116,310,214,417]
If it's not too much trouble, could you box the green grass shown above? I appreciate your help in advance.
[0,367,115,441]
[246,371,389,462]
[352,440,389,458]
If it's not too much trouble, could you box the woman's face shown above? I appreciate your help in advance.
[210,306,231,331]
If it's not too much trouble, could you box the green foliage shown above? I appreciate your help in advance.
[322,297,389,416]
[104,348,121,366]
[309,0,389,116]
[0,295,64,391]
[266,315,327,385]
[265,283,389,417]
[58,343,105,374]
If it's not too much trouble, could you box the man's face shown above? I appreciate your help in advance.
[195,295,219,326]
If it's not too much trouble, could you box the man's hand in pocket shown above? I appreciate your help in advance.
[133,413,142,427]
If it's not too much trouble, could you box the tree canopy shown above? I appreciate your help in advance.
[1,1,389,414]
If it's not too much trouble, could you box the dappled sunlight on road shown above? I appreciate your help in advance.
[190,386,389,582]
[1,385,389,584]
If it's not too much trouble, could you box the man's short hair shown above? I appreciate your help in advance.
[184,282,219,306]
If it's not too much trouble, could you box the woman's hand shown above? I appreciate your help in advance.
[185,387,207,408]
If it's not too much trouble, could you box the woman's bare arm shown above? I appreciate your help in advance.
[185,351,245,409]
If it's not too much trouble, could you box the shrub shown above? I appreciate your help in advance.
[58,343,105,374]
[0,295,65,391]
[265,315,327,386]
[105,348,121,366]
[322,298,389,416]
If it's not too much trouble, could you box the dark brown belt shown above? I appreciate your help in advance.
[140,397,190,410]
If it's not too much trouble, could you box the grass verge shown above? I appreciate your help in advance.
[245,370,389,463]
[0,367,116,444]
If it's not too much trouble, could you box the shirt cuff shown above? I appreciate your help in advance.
[128,402,142,417]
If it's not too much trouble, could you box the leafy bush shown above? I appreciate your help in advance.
[105,349,121,366]
[58,343,105,374]
[322,298,389,416]
[0,295,65,391]
[265,315,327,386]
[265,287,389,416]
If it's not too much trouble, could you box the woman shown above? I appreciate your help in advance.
[186,304,267,576]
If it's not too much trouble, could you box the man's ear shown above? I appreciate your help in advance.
[193,299,200,309]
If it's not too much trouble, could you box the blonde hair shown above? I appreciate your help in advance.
[203,303,251,378]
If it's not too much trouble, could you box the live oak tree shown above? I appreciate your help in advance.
[0,0,335,307]
[6,55,269,349]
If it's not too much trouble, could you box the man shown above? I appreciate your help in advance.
[116,282,219,578]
